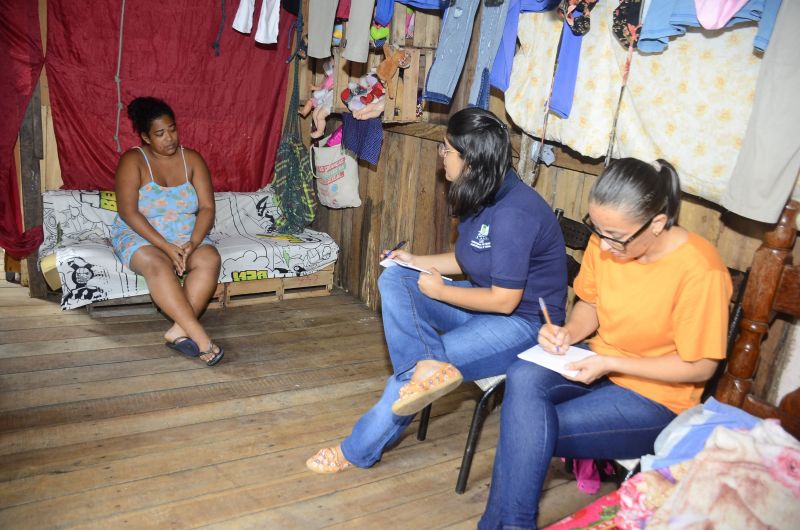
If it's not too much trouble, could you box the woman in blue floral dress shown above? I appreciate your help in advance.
[111,97,224,366]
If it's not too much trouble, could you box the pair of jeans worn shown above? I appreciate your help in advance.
[340,266,540,468]
[478,360,676,530]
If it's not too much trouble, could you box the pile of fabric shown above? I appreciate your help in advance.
[547,399,800,530]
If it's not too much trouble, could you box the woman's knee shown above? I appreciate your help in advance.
[130,248,173,277]
[378,266,417,295]
[188,245,221,271]
[506,360,552,398]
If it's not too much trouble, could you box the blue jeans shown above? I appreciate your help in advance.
[340,266,540,468]
[478,360,676,530]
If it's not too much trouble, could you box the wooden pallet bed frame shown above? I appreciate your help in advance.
[211,263,335,309]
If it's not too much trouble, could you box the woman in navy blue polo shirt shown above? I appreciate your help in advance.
[306,107,567,473]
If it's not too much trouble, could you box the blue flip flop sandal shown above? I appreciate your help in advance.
[201,343,225,367]
[165,337,201,358]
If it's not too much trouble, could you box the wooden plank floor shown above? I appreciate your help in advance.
[0,276,614,529]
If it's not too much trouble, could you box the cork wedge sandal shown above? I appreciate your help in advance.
[306,446,353,474]
[391,363,463,416]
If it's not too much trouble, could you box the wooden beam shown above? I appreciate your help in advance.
[384,123,605,177]
[19,80,48,299]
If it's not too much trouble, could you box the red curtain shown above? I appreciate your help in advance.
[0,0,45,259]
[46,0,295,192]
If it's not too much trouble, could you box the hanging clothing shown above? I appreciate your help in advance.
[232,0,281,44]
[490,0,559,93]
[638,0,781,53]
[342,0,377,63]
[721,0,800,223]
[342,113,383,166]
[307,0,337,58]
[468,0,511,108]
[423,0,481,104]
[695,0,749,29]
[549,20,583,118]
[374,0,395,26]
[336,0,351,19]
[505,0,771,206]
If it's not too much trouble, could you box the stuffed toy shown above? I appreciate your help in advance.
[299,59,335,134]
[370,23,390,47]
[360,79,385,105]
[376,43,412,99]
[340,73,382,112]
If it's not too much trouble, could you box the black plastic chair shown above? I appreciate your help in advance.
[416,207,591,494]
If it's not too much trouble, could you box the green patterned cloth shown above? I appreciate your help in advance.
[274,13,316,234]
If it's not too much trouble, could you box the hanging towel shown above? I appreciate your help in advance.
[342,113,384,166]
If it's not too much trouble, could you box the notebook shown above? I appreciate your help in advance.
[517,344,596,378]
[379,258,454,282]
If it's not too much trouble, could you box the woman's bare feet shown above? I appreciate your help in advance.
[306,445,353,474]
[165,324,220,364]
[164,323,186,345]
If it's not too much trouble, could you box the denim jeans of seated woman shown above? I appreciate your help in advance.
[478,360,677,530]
[340,266,541,468]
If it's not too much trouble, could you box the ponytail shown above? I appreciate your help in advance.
[653,159,681,228]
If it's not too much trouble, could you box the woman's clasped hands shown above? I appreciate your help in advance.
[160,240,198,276]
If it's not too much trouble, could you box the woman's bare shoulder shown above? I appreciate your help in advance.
[118,147,145,165]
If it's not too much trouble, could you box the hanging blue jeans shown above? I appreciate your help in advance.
[478,360,676,530]
[423,0,481,104]
[340,266,541,468]
[468,0,511,108]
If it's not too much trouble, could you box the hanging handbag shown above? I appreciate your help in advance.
[273,12,317,234]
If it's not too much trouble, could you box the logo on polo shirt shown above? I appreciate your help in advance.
[471,224,491,249]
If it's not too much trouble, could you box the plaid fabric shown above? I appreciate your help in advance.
[274,137,316,234]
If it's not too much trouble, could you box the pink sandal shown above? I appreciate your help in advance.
[391,363,463,416]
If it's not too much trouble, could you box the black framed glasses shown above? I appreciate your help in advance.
[582,212,660,251]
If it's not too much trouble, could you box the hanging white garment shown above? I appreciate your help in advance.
[233,0,280,44]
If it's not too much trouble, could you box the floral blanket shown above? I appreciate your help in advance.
[546,420,800,530]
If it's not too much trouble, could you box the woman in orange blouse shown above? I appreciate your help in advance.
[479,158,732,530]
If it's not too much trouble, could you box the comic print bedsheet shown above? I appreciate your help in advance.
[38,187,339,310]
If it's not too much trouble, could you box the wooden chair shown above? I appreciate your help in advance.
[416,208,592,494]
[715,200,800,439]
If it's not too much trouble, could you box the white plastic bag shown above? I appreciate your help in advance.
[311,140,361,208]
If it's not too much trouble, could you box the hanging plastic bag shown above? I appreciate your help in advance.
[311,138,362,208]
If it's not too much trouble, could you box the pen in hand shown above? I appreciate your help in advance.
[539,297,560,354]
[381,240,406,259]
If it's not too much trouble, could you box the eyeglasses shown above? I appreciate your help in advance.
[582,212,660,251]
[438,142,457,158]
